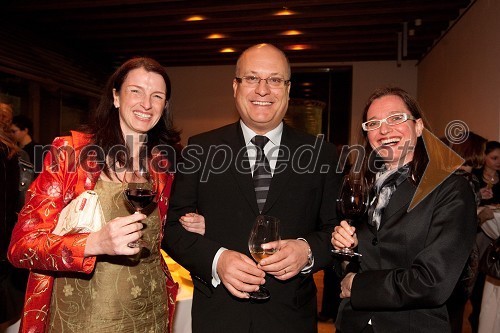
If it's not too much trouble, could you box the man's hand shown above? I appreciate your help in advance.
[259,239,310,280]
[217,250,265,298]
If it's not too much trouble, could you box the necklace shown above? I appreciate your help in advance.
[483,170,498,186]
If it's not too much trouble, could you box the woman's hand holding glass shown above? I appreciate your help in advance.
[331,220,359,253]
[480,186,494,200]
[84,213,145,257]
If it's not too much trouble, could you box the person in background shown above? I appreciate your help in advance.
[468,140,500,333]
[163,43,341,333]
[0,103,24,333]
[8,57,203,333]
[473,141,500,206]
[447,131,492,333]
[11,114,43,172]
[332,86,477,333]
[0,103,13,127]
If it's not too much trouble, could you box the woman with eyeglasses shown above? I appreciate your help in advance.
[331,87,477,333]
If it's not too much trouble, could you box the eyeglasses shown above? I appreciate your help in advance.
[362,113,416,131]
[235,75,290,88]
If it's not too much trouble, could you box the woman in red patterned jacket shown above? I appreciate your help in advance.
[8,57,196,333]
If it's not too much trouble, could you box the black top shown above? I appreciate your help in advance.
[22,140,44,174]
[473,168,500,206]
[0,143,20,261]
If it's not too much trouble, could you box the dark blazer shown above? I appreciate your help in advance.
[163,121,341,333]
[336,174,477,333]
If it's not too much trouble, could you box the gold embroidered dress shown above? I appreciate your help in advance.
[8,132,178,333]
[49,180,167,332]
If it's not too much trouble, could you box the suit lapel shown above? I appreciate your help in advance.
[378,180,415,228]
[224,122,260,215]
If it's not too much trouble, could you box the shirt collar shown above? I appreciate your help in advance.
[240,120,283,146]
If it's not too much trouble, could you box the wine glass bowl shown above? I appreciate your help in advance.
[124,170,157,248]
[248,215,280,300]
[332,174,369,257]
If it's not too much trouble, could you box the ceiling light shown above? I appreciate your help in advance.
[206,33,227,39]
[220,48,236,53]
[301,82,312,87]
[185,15,206,22]
[285,44,311,51]
[280,30,303,36]
[274,7,296,16]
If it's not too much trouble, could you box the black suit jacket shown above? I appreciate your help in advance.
[336,174,477,333]
[163,122,341,333]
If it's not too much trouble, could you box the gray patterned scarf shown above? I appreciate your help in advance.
[368,164,410,230]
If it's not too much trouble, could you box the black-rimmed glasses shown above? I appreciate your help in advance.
[362,113,416,131]
[235,75,290,88]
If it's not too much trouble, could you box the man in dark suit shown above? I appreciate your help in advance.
[163,43,341,332]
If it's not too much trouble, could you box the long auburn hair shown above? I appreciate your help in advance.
[357,86,430,187]
[81,57,181,176]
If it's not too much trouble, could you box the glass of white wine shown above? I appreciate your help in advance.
[247,215,280,300]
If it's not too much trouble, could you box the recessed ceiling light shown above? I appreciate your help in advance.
[280,30,303,36]
[220,48,236,53]
[302,82,312,87]
[285,44,311,51]
[206,33,227,39]
[274,7,296,16]
[185,15,206,22]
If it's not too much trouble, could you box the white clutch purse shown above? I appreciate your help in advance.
[53,190,106,235]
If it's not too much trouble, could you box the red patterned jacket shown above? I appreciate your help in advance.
[8,131,178,333]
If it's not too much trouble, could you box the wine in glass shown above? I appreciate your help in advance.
[248,215,280,300]
[124,169,157,248]
[332,174,369,257]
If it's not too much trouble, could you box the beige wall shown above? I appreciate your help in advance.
[418,0,500,141]
[168,61,418,145]
[351,61,418,144]
[167,65,239,145]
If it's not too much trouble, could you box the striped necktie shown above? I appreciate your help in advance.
[251,135,272,213]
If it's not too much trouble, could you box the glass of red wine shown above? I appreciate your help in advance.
[248,215,280,300]
[332,174,369,257]
[124,169,156,248]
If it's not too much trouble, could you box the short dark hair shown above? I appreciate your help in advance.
[12,114,34,136]
[485,140,500,155]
